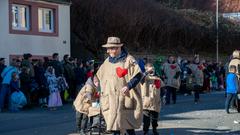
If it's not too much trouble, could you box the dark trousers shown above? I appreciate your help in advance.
[236,96,240,113]
[60,90,66,103]
[166,86,176,104]
[225,93,237,112]
[68,80,76,99]
[76,111,88,132]
[112,129,135,135]
[143,110,159,132]
[194,85,202,102]
[180,80,189,94]
[0,84,10,109]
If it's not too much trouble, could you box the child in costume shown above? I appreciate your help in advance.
[73,75,99,134]
[45,66,62,110]
[141,63,165,135]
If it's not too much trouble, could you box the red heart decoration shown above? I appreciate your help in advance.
[93,92,100,98]
[154,80,161,89]
[116,67,128,78]
[170,65,176,69]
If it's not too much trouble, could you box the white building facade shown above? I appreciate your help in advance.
[0,0,71,64]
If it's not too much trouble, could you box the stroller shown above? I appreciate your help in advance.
[86,104,108,135]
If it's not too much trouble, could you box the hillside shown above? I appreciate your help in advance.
[71,0,240,60]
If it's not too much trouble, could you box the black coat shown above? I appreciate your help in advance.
[0,64,6,83]
[49,60,64,77]
[74,67,86,85]
[34,66,47,87]
[19,73,32,93]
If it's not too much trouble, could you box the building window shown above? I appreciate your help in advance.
[38,8,54,33]
[9,0,59,36]
[11,4,30,31]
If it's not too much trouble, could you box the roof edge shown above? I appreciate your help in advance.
[35,0,71,5]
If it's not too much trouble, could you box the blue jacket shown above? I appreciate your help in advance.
[226,72,238,94]
[1,66,18,85]
[137,59,146,73]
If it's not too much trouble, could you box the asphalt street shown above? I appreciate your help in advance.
[0,91,239,135]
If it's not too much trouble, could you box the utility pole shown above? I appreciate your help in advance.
[216,0,219,63]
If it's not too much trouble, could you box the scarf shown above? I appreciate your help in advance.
[109,47,128,63]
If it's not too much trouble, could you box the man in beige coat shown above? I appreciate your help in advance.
[97,37,143,135]
[228,50,240,113]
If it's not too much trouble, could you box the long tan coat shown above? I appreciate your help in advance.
[229,50,240,78]
[188,64,204,86]
[141,75,164,113]
[229,59,240,78]
[162,62,181,89]
[97,55,142,131]
[73,84,97,115]
[229,52,240,104]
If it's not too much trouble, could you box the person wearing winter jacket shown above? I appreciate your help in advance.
[0,60,21,112]
[162,55,181,104]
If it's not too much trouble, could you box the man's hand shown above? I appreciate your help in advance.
[146,67,154,74]
[121,86,130,96]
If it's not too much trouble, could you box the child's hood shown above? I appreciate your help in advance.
[85,77,96,88]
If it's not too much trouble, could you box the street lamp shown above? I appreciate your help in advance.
[216,0,219,63]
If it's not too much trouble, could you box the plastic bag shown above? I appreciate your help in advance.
[64,90,69,101]
[9,91,27,111]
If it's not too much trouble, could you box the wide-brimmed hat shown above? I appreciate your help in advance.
[102,37,123,48]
